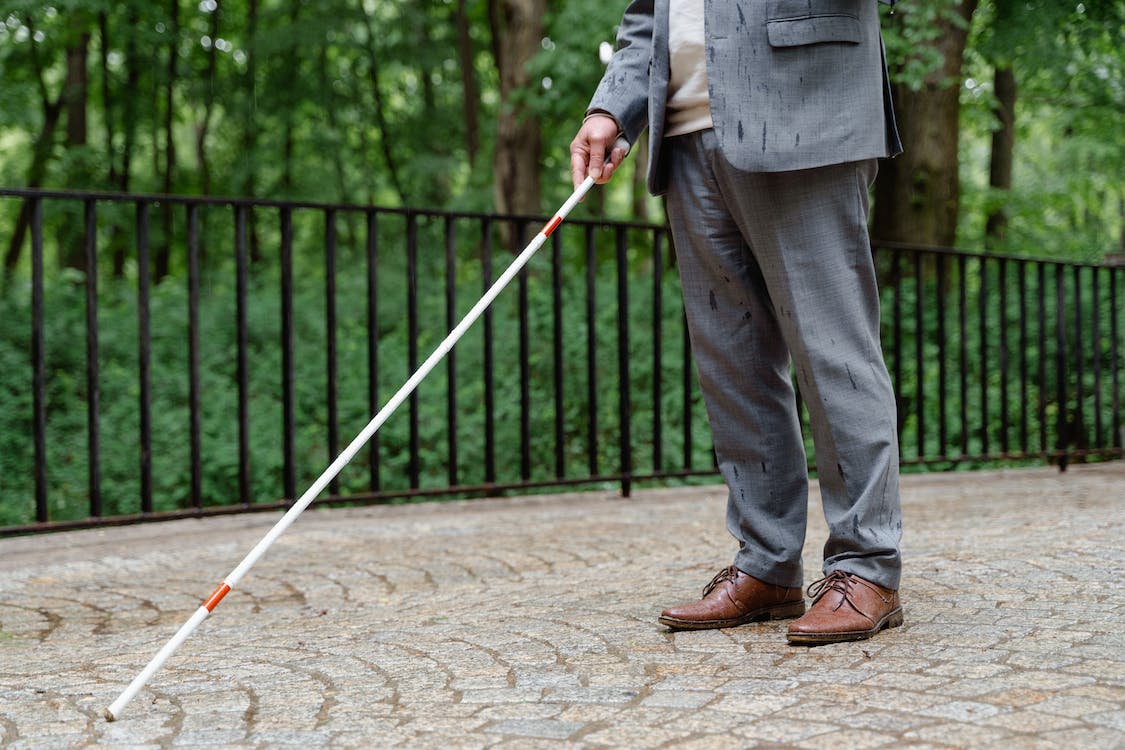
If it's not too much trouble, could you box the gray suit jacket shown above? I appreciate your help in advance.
[588,0,902,195]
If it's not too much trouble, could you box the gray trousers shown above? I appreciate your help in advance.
[664,130,903,590]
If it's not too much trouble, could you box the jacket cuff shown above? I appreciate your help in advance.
[584,110,626,140]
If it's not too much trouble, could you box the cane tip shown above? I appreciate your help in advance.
[104,708,116,722]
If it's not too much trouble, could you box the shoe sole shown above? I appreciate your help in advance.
[785,607,904,645]
[658,601,807,631]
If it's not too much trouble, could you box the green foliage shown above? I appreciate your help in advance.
[518,0,629,209]
[0,0,497,208]
[881,0,970,89]
[958,0,1125,257]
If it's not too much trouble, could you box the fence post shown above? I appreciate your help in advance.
[234,205,251,504]
[84,200,102,518]
[365,209,381,492]
[325,209,339,496]
[187,204,203,510]
[137,201,153,513]
[280,208,296,501]
[1055,265,1068,471]
[31,198,47,522]
[616,226,632,497]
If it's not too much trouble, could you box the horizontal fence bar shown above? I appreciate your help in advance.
[3,186,1107,268]
[0,188,1121,536]
[0,187,668,232]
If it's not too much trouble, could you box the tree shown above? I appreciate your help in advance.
[455,0,481,166]
[192,0,220,196]
[518,0,628,216]
[357,2,405,203]
[153,0,181,282]
[58,8,92,270]
[1,0,1119,266]
[3,12,67,277]
[984,63,1015,245]
[488,0,545,223]
[874,0,981,248]
[962,0,1125,257]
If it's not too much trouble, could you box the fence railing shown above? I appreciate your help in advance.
[878,244,1122,467]
[1,188,1121,535]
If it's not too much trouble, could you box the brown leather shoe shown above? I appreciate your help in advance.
[658,566,805,630]
[786,570,903,645]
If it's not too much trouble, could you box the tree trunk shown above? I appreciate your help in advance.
[64,29,90,148]
[61,22,92,270]
[872,0,980,247]
[2,101,62,277]
[243,0,260,262]
[489,0,545,226]
[196,0,220,196]
[98,11,127,280]
[985,65,1016,247]
[162,0,179,198]
[99,12,118,186]
[455,0,481,166]
[156,0,181,283]
[320,42,349,204]
[280,1,301,198]
[358,4,405,203]
[3,16,63,277]
[112,6,142,278]
[121,6,138,195]
[416,3,437,115]
[241,0,258,198]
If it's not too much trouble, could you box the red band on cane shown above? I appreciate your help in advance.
[542,216,563,238]
[203,583,232,612]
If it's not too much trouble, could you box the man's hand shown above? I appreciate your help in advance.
[570,114,628,190]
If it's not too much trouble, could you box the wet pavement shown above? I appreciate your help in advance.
[1,462,1122,748]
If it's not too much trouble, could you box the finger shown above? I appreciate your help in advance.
[588,144,606,181]
[600,160,615,184]
[570,148,588,190]
[610,144,627,170]
[597,146,619,183]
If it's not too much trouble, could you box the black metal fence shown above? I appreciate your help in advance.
[1,188,1121,535]
[878,246,1122,467]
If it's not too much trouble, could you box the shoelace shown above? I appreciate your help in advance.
[701,565,740,598]
[806,570,889,612]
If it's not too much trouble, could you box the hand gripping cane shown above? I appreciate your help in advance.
[105,138,629,722]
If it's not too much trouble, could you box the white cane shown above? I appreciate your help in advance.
[105,141,627,721]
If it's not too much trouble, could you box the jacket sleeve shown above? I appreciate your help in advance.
[586,0,655,146]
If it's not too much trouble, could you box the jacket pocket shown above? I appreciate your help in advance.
[765,1,863,47]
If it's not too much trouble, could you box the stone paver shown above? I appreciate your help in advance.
[0,463,1122,749]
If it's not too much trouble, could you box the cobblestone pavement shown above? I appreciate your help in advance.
[1,463,1122,749]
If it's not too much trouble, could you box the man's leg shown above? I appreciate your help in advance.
[708,152,903,593]
[663,132,812,590]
